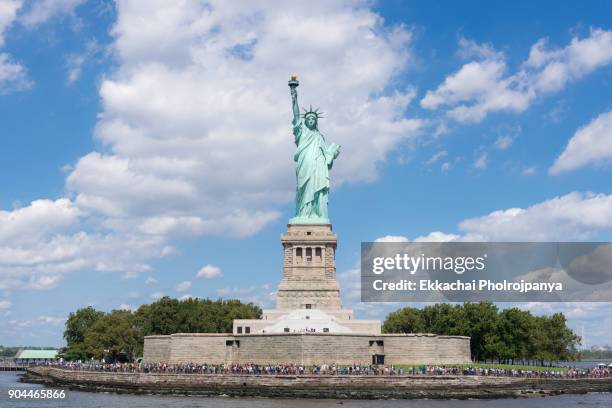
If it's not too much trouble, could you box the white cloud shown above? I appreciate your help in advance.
[175,280,191,292]
[474,152,487,169]
[67,152,197,218]
[65,39,99,84]
[19,0,84,27]
[145,276,158,285]
[137,213,278,238]
[217,286,255,297]
[522,165,537,176]
[0,0,22,47]
[0,299,11,310]
[456,37,501,60]
[493,124,520,150]
[38,315,66,325]
[118,303,133,311]
[0,199,171,291]
[0,231,168,290]
[0,0,86,93]
[433,121,448,137]
[414,231,460,242]
[372,192,612,244]
[196,264,223,279]
[494,135,513,150]
[0,51,31,94]
[421,55,531,123]
[457,192,612,241]
[545,99,568,123]
[374,232,460,244]
[440,162,451,172]
[550,110,612,174]
[0,199,80,245]
[422,29,612,123]
[337,264,361,302]
[0,1,30,94]
[179,294,193,301]
[374,235,409,242]
[66,53,85,84]
[525,29,612,92]
[426,150,447,165]
[7,319,30,328]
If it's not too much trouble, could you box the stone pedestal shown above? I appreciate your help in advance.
[276,224,341,310]
[233,222,380,335]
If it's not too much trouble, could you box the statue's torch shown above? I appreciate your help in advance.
[288,74,299,89]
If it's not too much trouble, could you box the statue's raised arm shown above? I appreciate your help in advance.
[288,75,300,125]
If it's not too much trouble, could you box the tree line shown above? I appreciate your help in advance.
[60,297,261,362]
[580,349,612,360]
[382,302,581,365]
[60,298,581,365]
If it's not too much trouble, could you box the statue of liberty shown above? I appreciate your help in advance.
[288,76,340,224]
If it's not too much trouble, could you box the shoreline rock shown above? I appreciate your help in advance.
[22,367,612,400]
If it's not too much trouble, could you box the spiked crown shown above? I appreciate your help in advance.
[301,105,324,119]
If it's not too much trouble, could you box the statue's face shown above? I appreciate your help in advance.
[305,114,317,129]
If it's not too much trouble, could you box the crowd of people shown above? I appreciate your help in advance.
[38,360,611,378]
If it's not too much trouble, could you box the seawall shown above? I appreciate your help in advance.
[24,367,612,400]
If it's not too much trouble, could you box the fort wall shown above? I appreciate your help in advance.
[142,332,471,365]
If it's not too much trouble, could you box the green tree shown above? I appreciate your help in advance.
[84,310,141,362]
[420,303,468,335]
[60,297,262,361]
[530,316,552,365]
[0,346,21,358]
[382,307,425,333]
[496,308,534,364]
[134,297,181,335]
[381,302,580,365]
[60,306,105,360]
[134,297,261,336]
[463,302,499,362]
[535,313,580,364]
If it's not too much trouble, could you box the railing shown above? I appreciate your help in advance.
[0,365,29,371]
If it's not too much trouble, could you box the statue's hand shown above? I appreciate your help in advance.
[331,143,340,158]
[326,143,341,169]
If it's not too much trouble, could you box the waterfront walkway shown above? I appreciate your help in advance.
[24,366,612,399]
[34,361,612,379]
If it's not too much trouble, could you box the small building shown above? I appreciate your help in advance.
[15,349,58,365]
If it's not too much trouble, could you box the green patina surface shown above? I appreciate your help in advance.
[288,76,340,225]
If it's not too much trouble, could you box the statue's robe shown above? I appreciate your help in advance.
[293,118,339,218]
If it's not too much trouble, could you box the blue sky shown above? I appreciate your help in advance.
[1,0,611,348]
